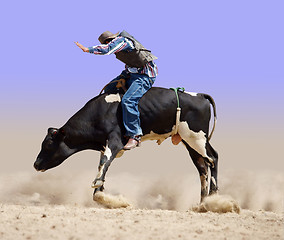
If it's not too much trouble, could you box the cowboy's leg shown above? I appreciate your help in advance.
[121,73,155,138]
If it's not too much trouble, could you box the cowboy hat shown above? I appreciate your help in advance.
[98,31,119,44]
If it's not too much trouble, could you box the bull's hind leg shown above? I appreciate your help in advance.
[206,142,219,195]
[179,122,219,201]
[182,140,210,202]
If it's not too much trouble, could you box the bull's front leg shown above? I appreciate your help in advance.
[92,138,123,195]
[92,152,107,190]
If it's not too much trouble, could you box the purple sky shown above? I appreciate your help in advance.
[1,0,283,173]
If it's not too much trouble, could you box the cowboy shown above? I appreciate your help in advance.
[75,31,158,150]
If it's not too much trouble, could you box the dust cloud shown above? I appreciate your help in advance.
[0,170,283,213]
[93,192,131,209]
[191,194,241,213]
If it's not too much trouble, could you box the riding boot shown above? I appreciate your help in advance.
[123,136,141,150]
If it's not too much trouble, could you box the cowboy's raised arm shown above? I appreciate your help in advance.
[74,42,89,52]
[87,36,133,55]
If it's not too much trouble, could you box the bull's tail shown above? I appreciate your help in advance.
[201,94,217,141]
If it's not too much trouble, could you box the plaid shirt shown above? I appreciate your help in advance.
[88,36,158,78]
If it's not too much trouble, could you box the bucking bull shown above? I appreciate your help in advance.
[34,87,219,202]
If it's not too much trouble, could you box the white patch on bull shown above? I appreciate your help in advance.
[211,176,217,186]
[105,93,121,103]
[200,174,208,190]
[92,163,105,188]
[184,91,198,96]
[142,127,176,145]
[95,164,105,180]
[92,179,104,188]
[178,121,213,164]
[104,143,112,160]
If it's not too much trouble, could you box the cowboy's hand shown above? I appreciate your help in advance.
[74,42,89,52]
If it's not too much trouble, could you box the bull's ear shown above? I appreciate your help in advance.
[48,128,58,138]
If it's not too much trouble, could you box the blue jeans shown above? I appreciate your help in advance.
[105,71,155,137]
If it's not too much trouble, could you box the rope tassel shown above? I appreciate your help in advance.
[174,107,181,135]
[170,87,185,145]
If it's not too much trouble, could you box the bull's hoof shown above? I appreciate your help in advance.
[92,180,104,188]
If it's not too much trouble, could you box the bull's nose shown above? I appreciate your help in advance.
[34,161,40,171]
[34,159,46,172]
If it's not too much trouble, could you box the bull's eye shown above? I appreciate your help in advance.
[45,140,54,150]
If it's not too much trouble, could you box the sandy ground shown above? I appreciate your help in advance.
[0,204,283,240]
[0,171,283,240]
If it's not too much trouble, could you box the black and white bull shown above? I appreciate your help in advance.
[34,87,219,202]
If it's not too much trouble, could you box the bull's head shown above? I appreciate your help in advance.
[34,127,74,171]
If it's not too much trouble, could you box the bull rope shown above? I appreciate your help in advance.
[170,87,185,135]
